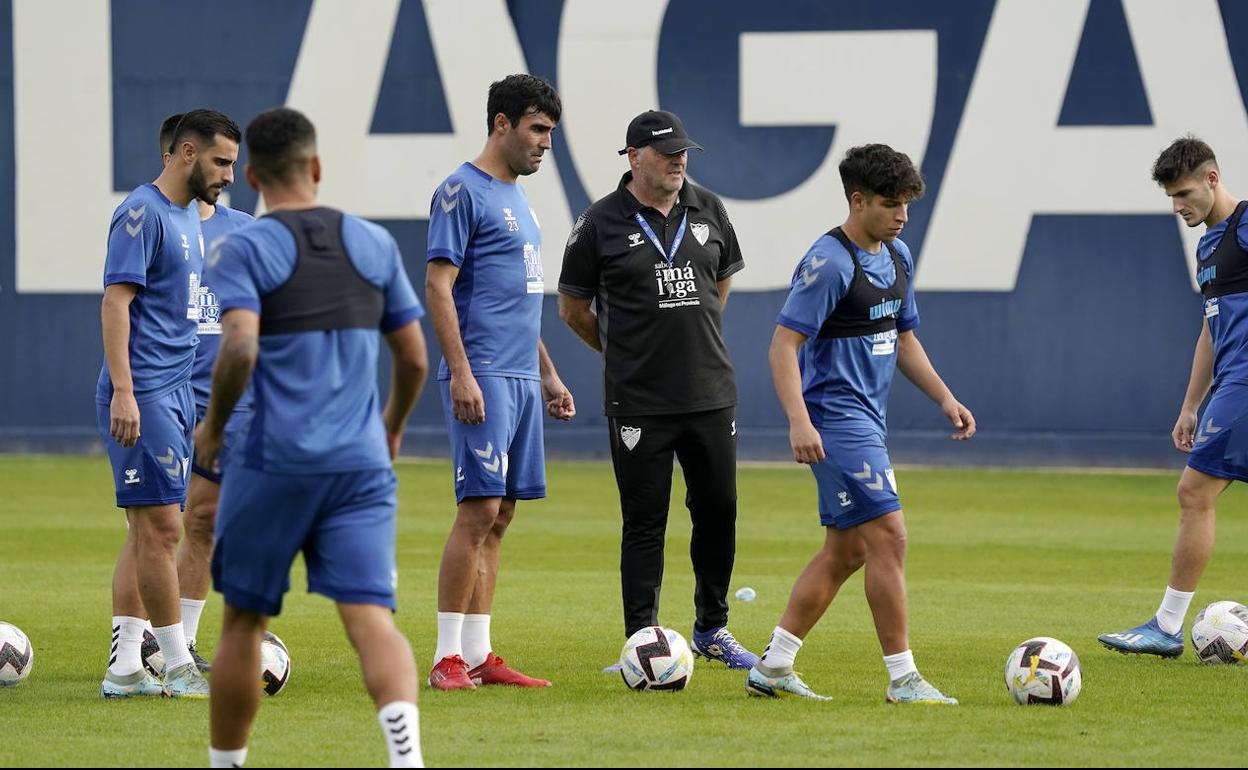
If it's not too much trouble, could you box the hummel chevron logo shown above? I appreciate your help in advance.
[128,205,146,220]
[474,442,494,460]
[1196,419,1223,443]
[125,205,145,237]
[853,461,885,491]
[443,182,462,197]
[809,255,827,269]
[440,196,458,213]
[800,268,817,286]
[439,181,462,213]
[156,447,181,479]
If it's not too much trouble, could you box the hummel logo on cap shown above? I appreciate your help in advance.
[619,110,703,155]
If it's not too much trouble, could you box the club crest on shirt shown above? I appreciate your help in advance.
[691,222,710,246]
[620,425,641,451]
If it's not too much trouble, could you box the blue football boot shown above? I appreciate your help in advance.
[691,627,759,669]
[1097,617,1183,658]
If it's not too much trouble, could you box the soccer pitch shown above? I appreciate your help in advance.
[2,455,1246,767]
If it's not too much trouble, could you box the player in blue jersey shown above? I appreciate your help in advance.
[426,74,575,690]
[744,145,975,703]
[1099,137,1247,658]
[98,109,239,699]
[151,114,256,673]
[196,107,429,768]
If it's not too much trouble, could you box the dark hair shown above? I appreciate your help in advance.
[245,107,317,184]
[838,144,925,202]
[170,109,242,152]
[1152,135,1218,186]
[159,113,183,155]
[485,74,561,134]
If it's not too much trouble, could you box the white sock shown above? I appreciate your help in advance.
[1155,586,1195,635]
[462,614,491,669]
[153,623,194,672]
[208,747,248,768]
[883,649,917,683]
[759,626,803,672]
[378,701,423,768]
[434,612,465,664]
[108,615,146,677]
[181,598,207,644]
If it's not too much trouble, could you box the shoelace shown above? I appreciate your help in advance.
[713,631,748,657]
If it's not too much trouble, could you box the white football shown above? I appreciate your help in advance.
[261,631,291,695]
[1190,601,1248,664]
[0,622,34,686]
[619,626,693,691]
[1004,637,1082,706]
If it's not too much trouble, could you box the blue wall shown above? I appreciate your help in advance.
[3,0,1247,468]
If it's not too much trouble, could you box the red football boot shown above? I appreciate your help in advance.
[428,654,476,690]
[467,652,552,687]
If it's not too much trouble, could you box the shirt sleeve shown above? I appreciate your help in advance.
[713,196,745,281]
[557,212,601,299]
[896,242,920,333]
[103,201,161,288]
[426,178,475,267]
[775,241,851,338]
[207,233,261,314]
[381,233,426,333]
[1237,211,1248,252]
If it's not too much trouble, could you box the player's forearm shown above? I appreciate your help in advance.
[1181,322,1215,412]
[100,291,135,393]
[205,330,257,434]
[537,338,560,378]
[768,329,813,425]
[383,323,428,436]
[557,295,602,352]
[897,331,955,406]
[425,282,473,377]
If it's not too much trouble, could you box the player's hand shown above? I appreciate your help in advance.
[192,422,222,474]
[451,372,486,425]
[110,390,141,448]
[1172,407,1198,453]
[542,374,576,421]
[941,398,976,440]
[790,420,825,464]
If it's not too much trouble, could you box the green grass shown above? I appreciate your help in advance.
[1,456,1247,766]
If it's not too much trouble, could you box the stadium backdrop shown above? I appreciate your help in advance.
[2,0,1247,467]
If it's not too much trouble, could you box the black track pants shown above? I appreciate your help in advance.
[608,407,738,637]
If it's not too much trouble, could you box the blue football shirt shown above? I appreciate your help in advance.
[426,162,543,381]
[96,183,204,405]
[206,212,425,474]
[191,204,255,409]
[776,233,920,437]
[1198,211,1248,388]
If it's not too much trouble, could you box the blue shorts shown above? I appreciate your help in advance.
[1187,381,1248,482]
[190,403,251,483]
[440,376,546,503]
[96,383,194,509]
[809,428,901,529]
[212,466,399,616]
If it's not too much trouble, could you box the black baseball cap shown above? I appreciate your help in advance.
[617,110,703,155]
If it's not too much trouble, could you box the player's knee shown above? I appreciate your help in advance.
[133,509,183,553]
[454,501,502,543]
[1176,478,1217,516]
[183,501,216,545]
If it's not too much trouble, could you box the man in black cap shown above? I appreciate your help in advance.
[558,110,757,669]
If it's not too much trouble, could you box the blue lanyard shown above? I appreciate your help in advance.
[634,210,687,266]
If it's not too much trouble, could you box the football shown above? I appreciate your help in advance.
[619,626,693,692]
[0,622,34,686]
[1190,601,1248,664]
[1004,637,1082,705]
[261,631,291,696]
[140,628,165,678]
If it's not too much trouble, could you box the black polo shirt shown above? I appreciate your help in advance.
[559,172,745,417]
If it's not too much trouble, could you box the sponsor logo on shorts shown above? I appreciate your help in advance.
[124,468,140,485]
[456,466,465,484]
[837,491,852,508]
[621,426,641,451]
